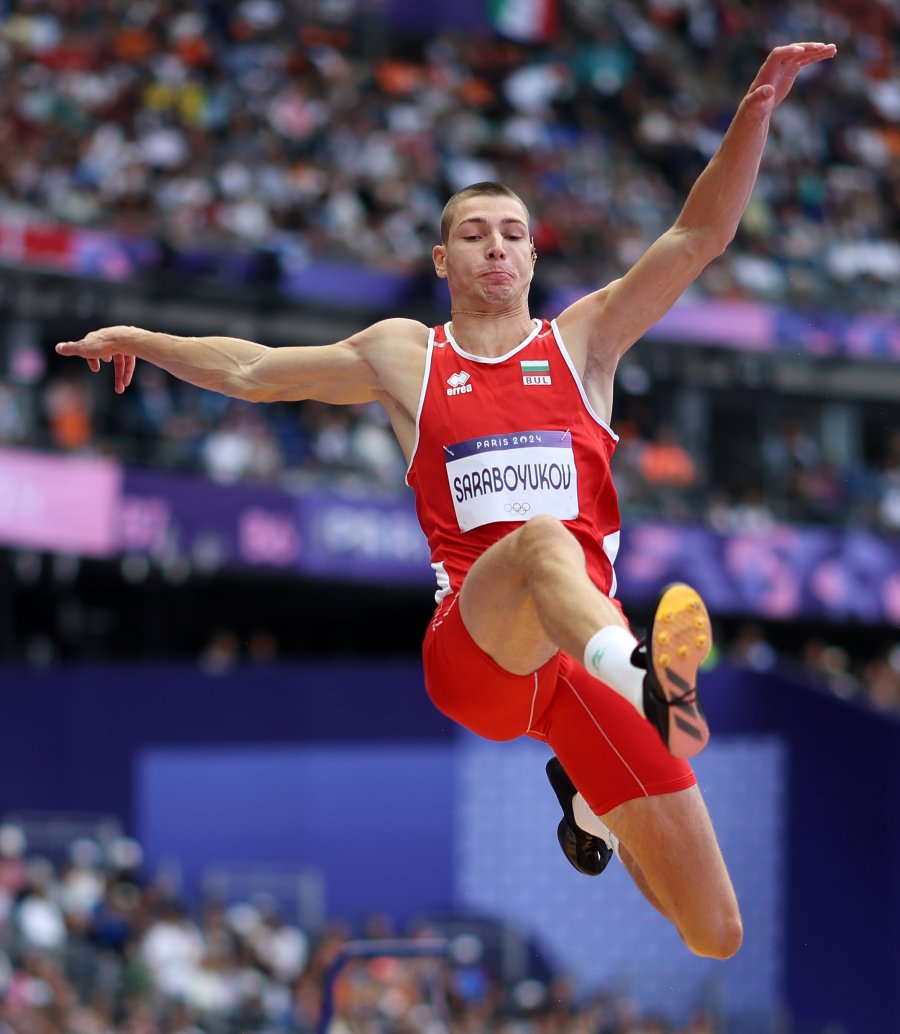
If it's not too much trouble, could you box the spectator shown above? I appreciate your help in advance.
[140,901,205,1000]
[0,1,894,537]
[0,0,896,311]
[201,405,284,484]
[729,622,778,673]
[635,423,700,519]
[59,839,106,934]
[43,377,92,452]
[637,423,697,489]
[15,866,68,954]
[0,385,28,446]
[0,825,28,938]
[877,430,900,532]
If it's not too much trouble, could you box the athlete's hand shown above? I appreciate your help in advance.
[56,326,139,394]
[743,42,836,118]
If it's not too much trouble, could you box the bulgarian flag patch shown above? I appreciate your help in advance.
[489,0,559,43]
[521,359,551,385]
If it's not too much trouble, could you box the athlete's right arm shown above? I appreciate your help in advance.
[54,318,425,405]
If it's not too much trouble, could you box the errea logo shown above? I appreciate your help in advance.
[447,371,473,396]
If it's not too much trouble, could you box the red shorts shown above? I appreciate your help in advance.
[422,593,695,816]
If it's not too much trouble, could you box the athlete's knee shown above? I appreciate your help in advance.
[516,515,583,573]
[519,513,569,543]
[682,905,743,960]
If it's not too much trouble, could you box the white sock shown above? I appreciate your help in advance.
[573,793,619,856]
[583,625,646,716]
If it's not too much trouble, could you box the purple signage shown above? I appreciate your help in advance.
[2,449,897,624]
[280,259,414,308]
[0,447,119,557]
[617,522,900,625]
[647,300,900,360]
[119,468,301,571]
[122,468,898,625]
[296,490,430,584]
[545,289,900,362]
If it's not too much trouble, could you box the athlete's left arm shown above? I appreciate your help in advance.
[556,42,836,369]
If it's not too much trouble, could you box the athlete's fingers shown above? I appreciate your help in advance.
[114,354,127,394]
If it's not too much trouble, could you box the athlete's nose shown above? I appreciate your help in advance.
[486,234,506,259]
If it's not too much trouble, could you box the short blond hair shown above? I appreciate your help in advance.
[440,182,530,243]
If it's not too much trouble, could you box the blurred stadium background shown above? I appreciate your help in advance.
[0,1,898,1032]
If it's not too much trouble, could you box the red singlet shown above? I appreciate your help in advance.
[408,318,621,601]
[407,318,694,815]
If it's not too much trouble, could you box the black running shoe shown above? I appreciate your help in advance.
[634,583,712,759]
[545,757,613,877]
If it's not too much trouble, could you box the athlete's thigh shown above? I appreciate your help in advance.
[603,785,741,946]
[458,527,556,676]
[422,592,560,741]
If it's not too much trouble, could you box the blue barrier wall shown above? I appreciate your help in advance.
[454,733,787,1028]
[0,660,450,821]
[136,742,456,923]
[0,660,897,1033]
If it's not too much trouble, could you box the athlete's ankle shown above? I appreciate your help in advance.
[583,625,646,715]
[573,793,619,856]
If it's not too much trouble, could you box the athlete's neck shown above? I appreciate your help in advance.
[450,301,525,319]
[448,307,536,357]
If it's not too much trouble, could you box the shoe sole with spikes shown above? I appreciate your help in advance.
[644,583,712,759]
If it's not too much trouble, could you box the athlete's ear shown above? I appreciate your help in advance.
[531,237,537,263]
[433,244,448,279]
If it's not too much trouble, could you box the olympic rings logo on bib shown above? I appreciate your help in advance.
[443,430,579,532]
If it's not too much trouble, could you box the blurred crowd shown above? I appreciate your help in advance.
[0,824,720,1034]
[0,0,898,529]
[610,401,900,534]
[0,11,894,1027]
[726,621,900,715]
[0,0,897,714]
[2,361,899,535]
[0,0,898,311]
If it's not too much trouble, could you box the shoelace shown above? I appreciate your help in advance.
[634,642,700,712]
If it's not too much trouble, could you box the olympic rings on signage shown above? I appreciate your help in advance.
[504,502,532,516]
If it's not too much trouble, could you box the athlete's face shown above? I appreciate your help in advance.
[433,196,535,308]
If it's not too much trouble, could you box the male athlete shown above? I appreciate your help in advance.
[57,43,836,958]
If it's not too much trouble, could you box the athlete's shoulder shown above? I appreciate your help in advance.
[350,319,430,409]
[357,317,429,345]
[351,317,429,364]
[554,285,619,361]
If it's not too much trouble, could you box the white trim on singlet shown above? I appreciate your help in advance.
[550,318,621,597]
[443,318,543,364]
[431,560,451,603]
[525,672,540,734]
[405,330,454,602]
[603,530,620,598]
[549,318,619,442]
[405,326,437,487]
[408,319,621,601]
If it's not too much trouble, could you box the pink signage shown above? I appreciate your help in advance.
[0,447,120,556]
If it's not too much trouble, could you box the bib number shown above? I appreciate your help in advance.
[444,430,579,532]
